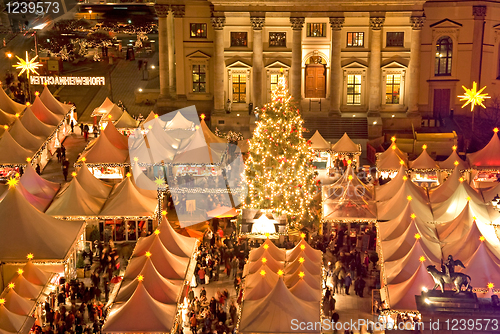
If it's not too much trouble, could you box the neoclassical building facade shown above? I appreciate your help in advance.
[153,0,500,133]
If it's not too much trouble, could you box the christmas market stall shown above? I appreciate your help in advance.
[331,132,362,169]
[308,130,332,175]
[375,139,409,181]
[438,145,470,181]
[0,181,85,290]
[113,110,139,135]
[409,145,440,187]
[76,122,130,179]
[467,128,500,188]
[239,210,287,238]
[0,85,25,115]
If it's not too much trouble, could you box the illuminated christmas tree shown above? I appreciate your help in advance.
[244,71,319,227]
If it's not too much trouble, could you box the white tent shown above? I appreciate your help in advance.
[20,261,51,286]
[148,119,181,149]
[284,265,321,289]
[19,163,60,204]
[467,130,500,169]
[331,133,360,154]
[429,167,482,204]
[248,242,286,262]
[431,185,489,223]
[244,267,279,289]
[9,272,42,299]
[8,121,44,151]
[128,127,176,164]
[439,149,469,170]
[99,177,157,217]
[20,107,54,137]
[457,242,500,293]
[75,162,113,199]
[115,258,182,304]
[378,204,437,242]
[387,262,434,311]
[46,178,106,217]
[103,121,129,150]
[92,98,115,117]
[243,257,284,277]
[285,239,323,263]
[375,165,409,201]
[200,119,226,147]
[377,143,408,169]
[141,217,197,258]
[0,132,34,165]
[239,278,320,334]
[0,109,17,126]
[102,281,177,334]
[114,111,139,129]
[0,89,24,115]
[124,250,187,281]
[0,186,84,262]
[29,99,62,126]
[309,130,330,151]
[1,288,34,316]
[376,185,432,222]
[78,132,129,165]
[40,87,73,116]
[289,277,322,302]
[0,303,34,333]
[285,256,321,276]
[409,147,438,170]
[172,128,223,164]
[243,271,276,301]
[165,111,194,130]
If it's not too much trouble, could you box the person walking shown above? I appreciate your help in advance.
[62,159,70,181]
[70,120,74,133]
[60,144,66,161]
[189,313,197,334]
[344,273,352,295]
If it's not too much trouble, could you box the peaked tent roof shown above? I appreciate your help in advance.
[467,131,500,168]
[172,128,223,164]
[103,122,129,150]
[0,132,34,165]
[0,109,17,126]
[9,273,42,299]
[165,111,194,130]
[431,185,489,223]
[148,119,181,149]
[284,265,321,289]
[132,219,197,259]
[21,261,51,286]
[103,104,124,123]
[243,256,284,277]
[115,259,182,304]
[387,262,435,311]
[376,185,432,222]
[124,249,187,281]
[249,239,286,262]
[410,148,438,170]
[78,132,129,164]
[29,99,62,126]
[0,304,32,333]
[75,163,113,199]
[46,178,106,217]
[480,182,500,203]
[378,142,407,161]
[331,132,360,153]
[92,97,115,117]
[435,202,477,243]
[140,111,157,126]
[285,239,323,263]
[0,186,84,262]
[200,119,226,146]
[429,167,477,203]
[377,146,408,170]
[102,282,177,334]
[309,130,331,151]
[1,288,34,316]
[19,163,59,200]
[20,107,54,137]
[376,165,417,202]
[114,110,139,129]
[285,256,321,276]
[289,277,323,302]
[243,271,276,301]
[99,177,157,217]
[244,266,279,289]
[457,242,500,291]
[378,204,437,242]
[8,120,44,151]
[40,86,73,116]
[0,89,25,115]
[439,149,469,170]
[239,278,320,334]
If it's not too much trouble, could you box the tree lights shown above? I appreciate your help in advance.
[244,72,319,228]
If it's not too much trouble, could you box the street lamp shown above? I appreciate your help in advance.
[6,52,13,68]
[88,10,92,20]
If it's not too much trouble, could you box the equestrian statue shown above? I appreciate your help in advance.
[426,255,472,293]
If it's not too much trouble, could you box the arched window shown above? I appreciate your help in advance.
[435,36,453,76]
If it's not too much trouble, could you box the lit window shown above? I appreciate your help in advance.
[270,74,278,92]
[307,23,326,37]
[386,32,404,47]
[347,74,361,105]
[269,32,286,47]
[386,74,401,104]
[190,23,207,38]
[192,65,206,93]
[231,32,247,47]
[347,32,364,47]
[232,74,246,103]
[435,36,452,76]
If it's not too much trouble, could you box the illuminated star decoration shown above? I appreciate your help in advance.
[154,176,166,187]
[458,81,490,112]
[13,52,42,79]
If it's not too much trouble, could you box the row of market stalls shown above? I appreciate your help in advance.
[309,131,361,172]
[376,129,500,188]
[238,237,323,333]
[0,87,73,176]
[0,260,59,334]
[102,215,198,333]
[376,164,500,314]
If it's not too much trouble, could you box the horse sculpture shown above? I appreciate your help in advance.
[426,265,472,293]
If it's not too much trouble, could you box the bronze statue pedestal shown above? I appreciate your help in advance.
[416,290,479,313]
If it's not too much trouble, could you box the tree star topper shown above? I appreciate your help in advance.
[458,81,490,112]
[13,52,42,79]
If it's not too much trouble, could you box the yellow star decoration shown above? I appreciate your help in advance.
[298,271,305,278]
[17,269,23,275]
[277,269,284,276]
[298,257,305,263]
[261,258,267,263]
[488,282,494,289]
[458,81,490,112]
[137,275,144,282]
[7,178,19,188]
[27,253,34,260]
[154,177,166,187]
[263,244,269,250]
[260,270,266,276]
[300,244,306,250]
[13,52,42,79]
[145,251,152,257]
[414,233,421,240]
[8,283,14,289]
[419,256,426,262]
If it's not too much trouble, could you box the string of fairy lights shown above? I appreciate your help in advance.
[243,71,319,227]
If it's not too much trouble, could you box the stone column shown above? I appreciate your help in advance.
[172,5,185,99]
[211,16,226,113]
[368,16,384,116]
[251,17,265,108]
[407,16,425,115]
[290,17,305,104]
[329,17,344,116]
[155,4,170,99]
[471,6,486,86]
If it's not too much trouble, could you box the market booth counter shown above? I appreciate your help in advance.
[409,145,440,188]
[467,128,500,188]
[308,130,332,178]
